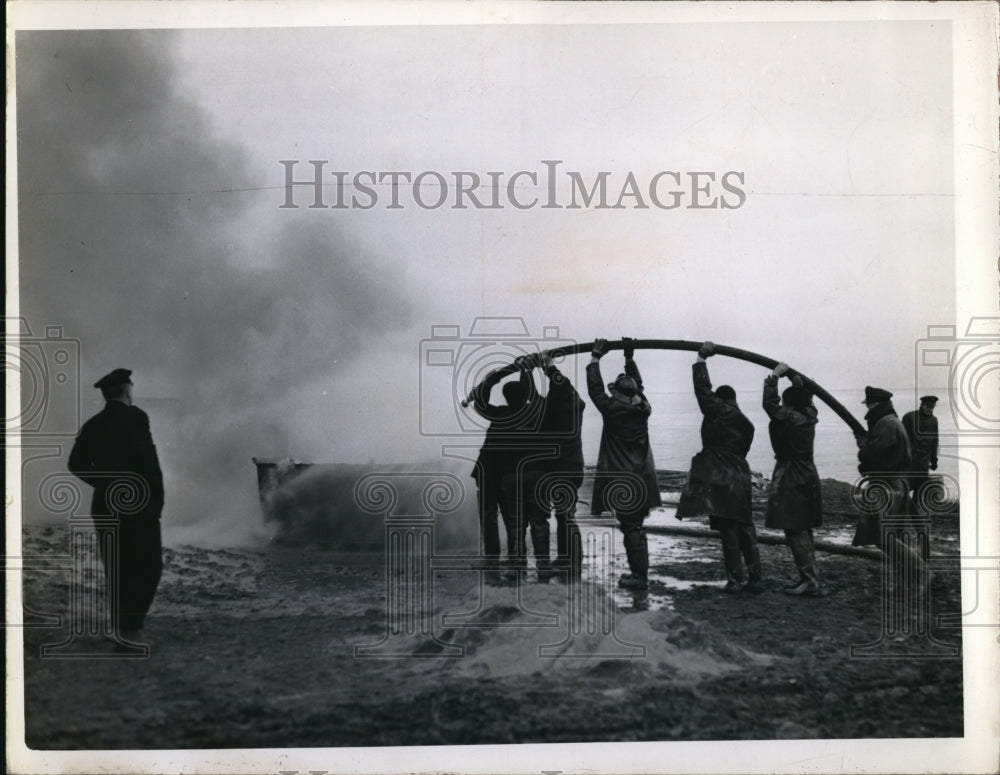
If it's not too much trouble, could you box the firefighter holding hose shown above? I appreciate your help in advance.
[587,337,661,591]
[763,363,824,596]
[677,342,760,593]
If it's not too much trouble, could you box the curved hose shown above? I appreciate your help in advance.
[464,339,866,435]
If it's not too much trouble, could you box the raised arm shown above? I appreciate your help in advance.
[471,370,504,418]
[541,353,586,416]
[763,362,793,421]
[515,355,539,405]
[586,338,612,414]
[620,336,646,396]
[763,374,782,418]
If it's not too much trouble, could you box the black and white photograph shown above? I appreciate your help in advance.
[6,2,999,773]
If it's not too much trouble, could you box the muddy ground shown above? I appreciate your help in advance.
[17,477,963,750]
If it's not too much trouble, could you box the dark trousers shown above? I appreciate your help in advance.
[616,510,649,579]
[478,475,522,560]
[908,468,936,508]
[716,518,761,582]
[784,529,815,569]
[96,514,163,631]
[521,470,584,577]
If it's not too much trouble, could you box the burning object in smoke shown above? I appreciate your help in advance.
[252,458,479,551]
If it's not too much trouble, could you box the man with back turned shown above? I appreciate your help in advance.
[520,352,586,582]
[470,361,539,577]
[763,363,824,596]
[68,368,164,642]
[677,342,759,593]
[587,337,661,590]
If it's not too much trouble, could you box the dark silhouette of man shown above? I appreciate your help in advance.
[68,368,164,640]
[470,361,539,578]
[902,395,939,504]
[677,342,759,593]
[520,352,586,582]
[853,386,928,587]
[763,363,824,596]
[587,337,661,590]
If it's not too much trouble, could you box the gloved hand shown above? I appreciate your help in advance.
[772,362,790,378]
[591,338,609,359]
[698,341,716,359]
[930,460,938,471]
[854,431,867,449]
[622,336,636,360]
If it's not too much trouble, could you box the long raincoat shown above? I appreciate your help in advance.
[677,362,755,528]
[586,359,661,517]
[762,375,823,531]
[853,401,913,547]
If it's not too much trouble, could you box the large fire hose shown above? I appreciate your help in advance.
[460,339,880,559]
[463,338,866,435]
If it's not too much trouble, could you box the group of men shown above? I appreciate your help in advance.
[65,347,939,643]
[471,351,587,583]
[471,339,940,595]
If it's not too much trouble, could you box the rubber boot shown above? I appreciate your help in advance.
[484,553,503,586]
[552,514,568,579]
[785,564,821,596]
[784,531,821,596]
[619,531,649,590]
[503,526,528,581]
[739,524,764,594]
[719,525,744,593]
[531,523,553,583]
[783,530,809,590]
[553,516,583,583]
[566,519,583,582]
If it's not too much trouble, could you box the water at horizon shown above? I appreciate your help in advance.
[579,386,959,486]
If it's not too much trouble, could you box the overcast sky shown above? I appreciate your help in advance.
[15,19,958,538]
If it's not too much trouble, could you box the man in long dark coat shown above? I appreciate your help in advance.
[68,368,164,638]
[520,352,586,582]
[677,342,759,593]
[853,386,932,569]
[763,363,823,596]
[470,361,539,576]
[853,386,912,548]
[587,338,661,590]
[901,395,939,504]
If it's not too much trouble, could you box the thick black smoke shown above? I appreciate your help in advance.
[16,30,418,544]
